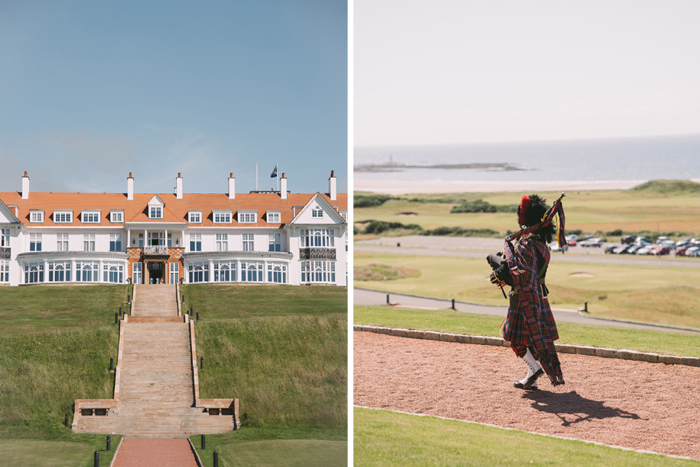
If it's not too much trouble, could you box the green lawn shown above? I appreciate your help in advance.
[354,408,699,466]
[181,284,347,319]
[355,253,700,330]
[0,438,121,467]
[355,305,700,358]
[185,284,348,465]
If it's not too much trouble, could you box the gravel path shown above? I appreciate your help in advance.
[354,331,700,460]
[112,439,197,467]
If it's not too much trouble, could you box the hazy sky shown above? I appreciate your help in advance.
[0,0,347,194]
[355,0,700,146]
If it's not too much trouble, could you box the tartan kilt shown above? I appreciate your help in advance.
[503,289,559,348]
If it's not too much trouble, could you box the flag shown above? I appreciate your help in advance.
[270,164,278,178]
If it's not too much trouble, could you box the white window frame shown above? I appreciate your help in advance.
[49,261,72,283]
[53,210,73,223]
[238,211,257,224]
[103,262,124,284]
[188,211,202,224]
[216,233,228,251]
[169,262,179,284]
[268,233,281,252]
[312,207,323,218]
[1,228,10,247]
[56,233,69,251]
[213,211,232,224]
[301,260,336,284]
[0,260,9,283]
[213,261,237,282]
[242,233,254,251]
[110,233,122,252]
[267,263,287,284]
[266,211,281,224]
[82,210,101,224]
[30,233,42,252]
[190,233,202,252]
[83,233,95,252]
[133,262,142,284]
[240,261,263,282]
[30,210,44,223]
[76,261,99,282]
[300,229,334,248]
[110,210,124,223]
[149,206,163,219]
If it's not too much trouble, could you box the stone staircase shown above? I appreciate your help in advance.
[73,284,236,438]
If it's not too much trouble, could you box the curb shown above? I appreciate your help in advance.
[188,438,204,467]
[353,325,700,367]
[108,437,123,467]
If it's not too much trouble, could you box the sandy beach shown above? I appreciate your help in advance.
[354,179,649,195]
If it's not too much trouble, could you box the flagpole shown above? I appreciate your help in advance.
[276,162,279,191]
[256,162,258,191]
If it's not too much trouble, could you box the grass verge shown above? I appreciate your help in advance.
[354,407,699,466]
[180,284,347,319]
[354,305,700,358]
[0,437,121,467]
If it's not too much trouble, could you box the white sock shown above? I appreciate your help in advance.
[523,348,542,373]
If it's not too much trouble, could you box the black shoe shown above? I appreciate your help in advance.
[523,368,543,388]
[513,380,539,390]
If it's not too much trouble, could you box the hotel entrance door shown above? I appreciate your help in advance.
[148,261,164,284]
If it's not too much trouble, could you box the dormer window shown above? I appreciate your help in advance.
[149,206,163,219]
[30,210,44,223]
[213,211,232,224]
[188,211,202,223]
[238,210,257,224]
[110,210,124,223]
[82,210,101,223]
[54,210,72,223]
[267,211,281,224]
[312,207,323,218]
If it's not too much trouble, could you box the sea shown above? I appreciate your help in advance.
[354,134,700,191]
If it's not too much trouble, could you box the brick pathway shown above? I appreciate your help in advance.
[112,439,197,467]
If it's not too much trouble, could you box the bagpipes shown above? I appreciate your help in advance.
[486,193,567,298]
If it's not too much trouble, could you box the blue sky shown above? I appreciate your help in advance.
[0,0,347,194]
[356,0,700,146]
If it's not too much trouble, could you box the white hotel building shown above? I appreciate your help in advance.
[0,171,347,287]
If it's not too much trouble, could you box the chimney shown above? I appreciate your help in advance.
[21,171,30,199]
[127,172,134,200]
[228,173,235,199]
[329,170,337,201]
[280,173,288,200]
[176,172,183,199]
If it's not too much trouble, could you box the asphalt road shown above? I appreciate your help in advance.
[354,288,700,334]
[356,235,700,269]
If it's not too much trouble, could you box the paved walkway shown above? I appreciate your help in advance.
[112,439,197,467]
[355,288,700,333]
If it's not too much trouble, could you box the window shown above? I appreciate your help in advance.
[300,229,334,247]
[30,233,42,252]
[188,211,201,223]
[267,263,287,284]
[110,211,124,223]
[24,262,44,283]
[82,211,100,223]
[83,234,95,251]
[267,211,281,224]
[103,263,124,283]
[57,233,69,251]
[150,206,163,219]
[312,207,323,218]
[213,212,232,223]
[133,262,142,285]
[301,261,336,283]
[240,261,263,282]
[49,261,71,282]
[238,212,257,223]
[76,261,99,282]
[341,212,347,221]
[268,233,281,252]
[30,211,44,223]
[214,261,237,282]
[148,232,164,246]
[1,228,9,247]
[216,233,228,251]
[242,233,254,251]
[54,211,72,223]
[188,262,209,283]
[190,233,202,252]
[138,233,144,248]
[0,261,9,283]
[169,262,179,284]
[167,233,173,247]
[110,233,122,252]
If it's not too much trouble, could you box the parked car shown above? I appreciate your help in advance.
[656,236,671,244]
[634,237,652,246]
[676,237,693,247]
[580,238,603,247]
[626,244,644,254]
[659,240,676,250]
[581,235,595,242]
[685,246,700,257]
[565,234,579,242]
[604,244,618,254]
[613,244,631,254]
[648,245,671,255]
[621,235,637,244]
[636,245,654,255]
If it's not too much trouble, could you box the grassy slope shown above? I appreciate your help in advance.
[0,285,129,466]
[354,305,700,358]
[355,253,700,330]
[185,284,348,466]
[354,187,700,236]
[354,408,699,467]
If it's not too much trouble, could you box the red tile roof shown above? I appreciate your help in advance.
[0,192,347,227]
